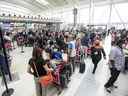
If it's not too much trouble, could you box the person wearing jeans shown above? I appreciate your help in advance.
[104,39,125,93]
[68,35,76,74]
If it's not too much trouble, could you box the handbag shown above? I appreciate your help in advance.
[33,61,53,87]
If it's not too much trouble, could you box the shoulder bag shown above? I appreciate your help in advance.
[33,61,53,87]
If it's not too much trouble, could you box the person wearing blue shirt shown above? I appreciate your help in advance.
[104,39,125,93]
[68,35,76,73]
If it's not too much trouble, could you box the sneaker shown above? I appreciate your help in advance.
[112,85,118,89]
[58,90,62,95]
[68,79,71,82]
[21,51,24,53]
[106,88,111,93]
[123,71,127,74]
[104,87,112,93]
[92,71,95,74]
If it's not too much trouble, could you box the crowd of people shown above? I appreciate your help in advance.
[2,28,128,95]
[25,29,106,96]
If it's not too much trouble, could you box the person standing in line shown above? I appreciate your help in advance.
[67,34,76,74]
[122,38,128,73]
[27,48,53,96]
[104,39,125,93]
[81,33,90,57]
[91,40,106,74]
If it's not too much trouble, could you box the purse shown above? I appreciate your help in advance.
[33,61,53,87]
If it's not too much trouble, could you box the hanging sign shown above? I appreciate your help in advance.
[73,8,78,15]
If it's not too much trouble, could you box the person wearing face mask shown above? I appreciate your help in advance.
[104,39,125,93]
[91,40,106,74]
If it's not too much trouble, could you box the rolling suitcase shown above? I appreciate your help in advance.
[79,54,86,74]
[79,62,86,73]
[60,74,68,88]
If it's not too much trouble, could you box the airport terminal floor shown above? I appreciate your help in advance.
[0,34,128,96]
[1,1,128,96]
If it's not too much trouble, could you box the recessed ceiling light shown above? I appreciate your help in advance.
[36,0,49,5]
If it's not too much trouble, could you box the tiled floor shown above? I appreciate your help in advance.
[75,35,128,96]
[0,47,36,96]
[75,61,128,96]
[0,35,128,96]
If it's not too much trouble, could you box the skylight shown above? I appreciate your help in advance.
[36,0,49,5]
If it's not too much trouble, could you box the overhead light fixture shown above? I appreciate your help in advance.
[36,0,49,5]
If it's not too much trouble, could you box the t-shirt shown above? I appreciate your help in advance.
[62,53,68,62]
[28,57,46,77]
[109,46,125,71]
[68,41,76,57]
[91,46,106,59]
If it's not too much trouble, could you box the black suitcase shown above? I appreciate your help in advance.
[60,74,68,88]
[79,62,85,73]
[79,54,86,74]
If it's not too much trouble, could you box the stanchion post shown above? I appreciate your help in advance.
[0,65,14,96]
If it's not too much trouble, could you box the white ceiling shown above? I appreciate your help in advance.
[0,0,128,14]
